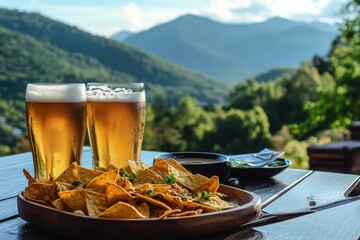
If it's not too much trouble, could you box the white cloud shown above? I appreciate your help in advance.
[8,0,346,36]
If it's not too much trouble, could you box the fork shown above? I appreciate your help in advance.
[241,195,360,228]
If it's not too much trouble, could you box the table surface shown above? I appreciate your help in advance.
[1,147,359,240]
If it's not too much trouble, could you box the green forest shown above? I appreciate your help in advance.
[1,1,360,170]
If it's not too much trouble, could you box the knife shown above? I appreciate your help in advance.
[241,195,360,228]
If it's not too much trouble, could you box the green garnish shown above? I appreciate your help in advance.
[145,189,154,195]
[198,191,213,199]
[71,180,81,187]
[120,169,134,182]
[136,169,142,175]
[163,174,176,185]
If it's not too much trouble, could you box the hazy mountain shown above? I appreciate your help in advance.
[121,14,338,82]
[0,9,229,105]
[111,30,134,41]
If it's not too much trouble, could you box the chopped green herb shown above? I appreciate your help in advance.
[197,191,213,199]
[120,169,134,182]
[163,175,176,185]
[136,169,142,175]
[71,180,81,187]
[145,189,154,195]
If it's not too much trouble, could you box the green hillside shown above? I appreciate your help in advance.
[0,26,136,101]
[0,9,228,105]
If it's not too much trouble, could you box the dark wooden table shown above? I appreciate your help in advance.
[1,147,359,239]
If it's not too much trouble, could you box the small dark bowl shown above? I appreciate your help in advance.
[229,158,291,179]
[155,152,231,183]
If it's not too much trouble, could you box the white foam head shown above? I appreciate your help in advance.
[86,83,146,102]
[26,83,86,102]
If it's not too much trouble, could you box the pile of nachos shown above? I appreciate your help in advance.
[22,158,236,219]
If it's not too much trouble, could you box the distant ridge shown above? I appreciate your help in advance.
[0,9,229,105]
[118,14,338,82]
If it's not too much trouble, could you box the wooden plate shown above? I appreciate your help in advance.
[17,184,261,240]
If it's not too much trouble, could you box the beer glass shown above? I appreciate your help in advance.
[26,83,87,179]
[86,83,146,169]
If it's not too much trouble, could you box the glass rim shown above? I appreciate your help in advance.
[27,83,86,87]
[86,82,144,88]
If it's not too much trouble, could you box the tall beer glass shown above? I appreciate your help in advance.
[86,83,146,169]
[26,83,87,179]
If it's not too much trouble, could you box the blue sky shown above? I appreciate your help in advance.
[0,0,348,36]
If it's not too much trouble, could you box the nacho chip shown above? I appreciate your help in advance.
[152,158,170,175]
[134,168,165,185]
[183,201,217,213]
[99,202,146,219]
[133,193,171,210]
[58,189,87,214]
[54,162,79,183]
[55,181,75,192]
[169,210,201,217]
[86,191,108,217]
[165,158,188,173]
[128,160,149,175]
[133,201,150,218]
[87,169,119,192]
[201,195,235,210]
[105,182,133,205]
[106,164,118,171]
[51,198,69,211]
[23,182,57,205]
[168,167,208,191]
[192,176,219,193]
[23,169,37,184]
[153,193,184,210]
[74,210,86,215]
[159,209,181,219]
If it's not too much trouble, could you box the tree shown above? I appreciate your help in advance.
[295,0,360,135]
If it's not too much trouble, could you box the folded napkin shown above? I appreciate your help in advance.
[230,148,285,168]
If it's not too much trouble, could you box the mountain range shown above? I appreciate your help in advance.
[111,15,338,82]
[0,9,228,106]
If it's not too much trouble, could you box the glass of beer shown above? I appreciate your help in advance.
[86,83,146,169]
[26,83,87,179]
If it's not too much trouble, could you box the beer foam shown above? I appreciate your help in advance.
[86,85,146,102]
[26,84,86,102]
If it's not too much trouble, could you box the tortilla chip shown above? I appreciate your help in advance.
[165,158,188,173]
[153,193,184,209]
[74,210,86,215]
[201,195,236,210]
[134,168,165,185]
[106,164,118,171]
[159,209,181,219]
[77,165,103,180]
[55,181,75,192]
[133,201,150,218]
[99,202,146,219]
[58,189,87,214]
[168,167,208,191]
[87,170,119,192]
[54,162,79,183]
[128,160,149,175]
[86,191,109,217]
[183,201,217,213]
[152,158,170,175]
[23,169,37,184]
[133,193,171,210]
[51,198,70,211]
[169,209,202,217]
[192,176,220,193]
[105,182,133,205]
[23,182,57,205]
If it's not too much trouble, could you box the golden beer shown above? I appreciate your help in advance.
[86,83,146,169]
[26,84,87,179]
